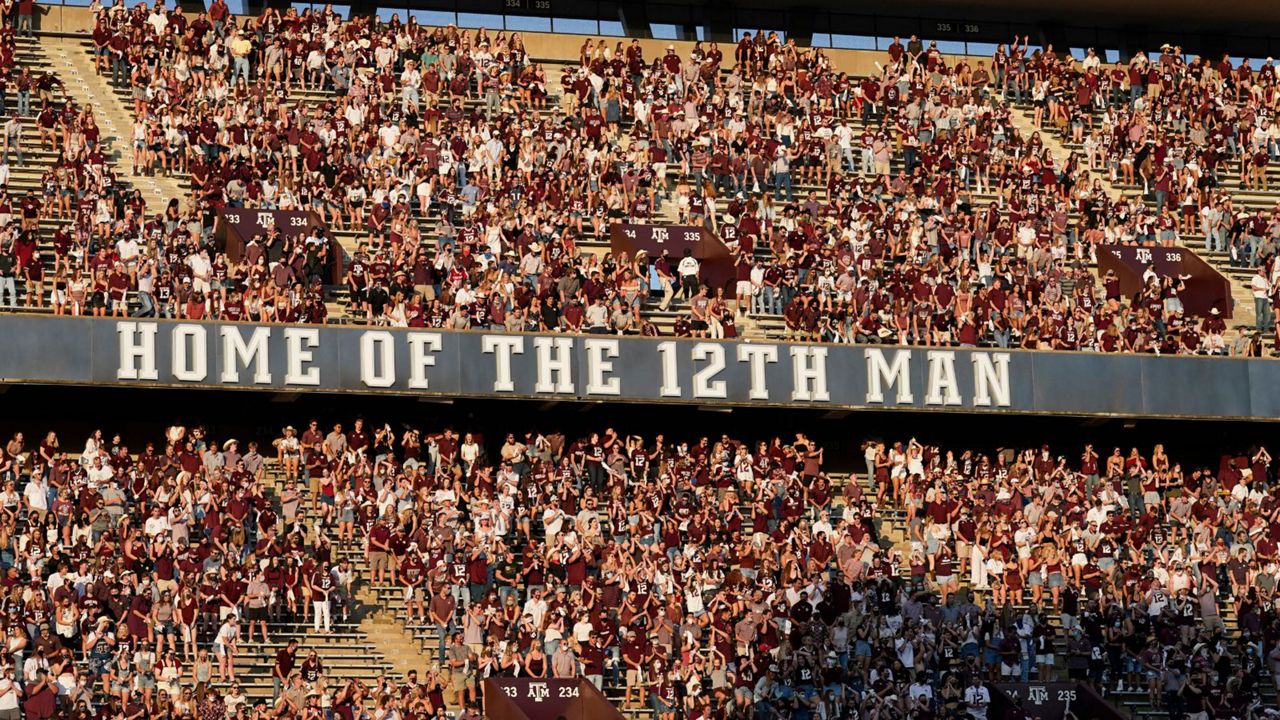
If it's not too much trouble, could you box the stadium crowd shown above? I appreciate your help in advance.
[0,418,1273,720]
[14,2,1254,353]
[1007,39,1280,336]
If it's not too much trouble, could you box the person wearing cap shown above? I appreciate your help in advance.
[0,662,20,720]
[445,632,475,708]
[400,544,427,622]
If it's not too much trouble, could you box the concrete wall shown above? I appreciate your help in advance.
[31,5,94,34]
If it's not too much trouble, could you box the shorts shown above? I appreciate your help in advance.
[245,606,268,622]
[1037,654,1054,665]
[369,551,389,573]
[736,280,752,296]
[1047,572,1064,589]
[452,672,474,692]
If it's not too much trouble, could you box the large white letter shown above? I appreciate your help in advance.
[656,341,681,397]
[584,338,621,396]
[972,352,1012,407]
[790,346,830,402]
[219,326,271,384]
[171,324,208,382]
[406,333,443,390]
[482,335,524,392]
[284,327,321,386]
[736,344,778,400]
[864,348,913,404]
[116,321,159,381]
[925,351,961,406]
[360,331,395,388]
[691,343,727,399]
[533,337,575,394]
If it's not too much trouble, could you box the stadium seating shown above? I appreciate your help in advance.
[0,7,1244,354]
[0,8,1278,720]
[2,419,1276,720]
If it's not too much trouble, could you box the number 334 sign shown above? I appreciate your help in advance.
[504,0,552,14]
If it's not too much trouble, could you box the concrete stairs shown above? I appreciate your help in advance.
[358,612,431,679]
[216,465,399,701]
[32,35,184,217]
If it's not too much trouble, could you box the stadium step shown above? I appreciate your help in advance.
[45,35,184,216]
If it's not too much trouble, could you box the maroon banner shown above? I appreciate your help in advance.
[1097,244,1233,318]
[989,681,1125,720]
[609,223,735,292]
[214,208,340,284]
[482,678,623,720]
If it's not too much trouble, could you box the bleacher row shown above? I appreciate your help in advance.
[0,6,1258,354]
[18,424,1273,720]
[0,12,1278,720]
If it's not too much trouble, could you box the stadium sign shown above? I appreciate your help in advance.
[0,316,1276,420]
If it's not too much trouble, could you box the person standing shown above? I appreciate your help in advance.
[964,674,990,720]
[0,241,16,308]
[15,0,35,38]
[271,639,298,700]
[0,664,21,720]
[677,249,700,302]
[1251,266,1272,331]
[310,562,333,633]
